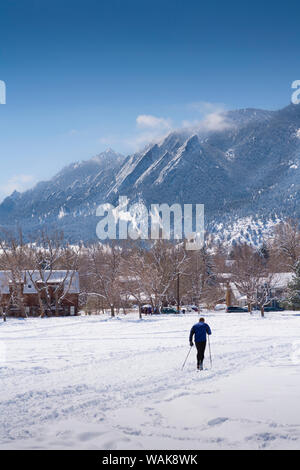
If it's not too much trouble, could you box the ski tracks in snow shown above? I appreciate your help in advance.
[0,313,300,449]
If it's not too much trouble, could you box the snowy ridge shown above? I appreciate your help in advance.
[1,105,300,243]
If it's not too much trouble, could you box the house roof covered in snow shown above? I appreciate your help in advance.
[219,272,294,300]
[268,272,294,289]
[0,270,80,295]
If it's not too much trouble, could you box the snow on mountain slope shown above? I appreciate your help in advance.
[212,215,282,246]
[0,105,300,243]
[0,149,126,241]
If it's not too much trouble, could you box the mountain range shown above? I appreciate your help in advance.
[1,104,300,245]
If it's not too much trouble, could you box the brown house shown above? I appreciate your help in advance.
[0,270,80,317]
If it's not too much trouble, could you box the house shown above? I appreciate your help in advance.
[0,270,80,317]
[219,272,294,308]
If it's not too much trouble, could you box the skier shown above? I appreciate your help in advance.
[189,317,212,370]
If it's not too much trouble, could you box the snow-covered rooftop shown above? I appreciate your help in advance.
[0,270,79,294]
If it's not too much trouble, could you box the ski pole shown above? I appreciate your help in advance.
[207,335,212,369]
[182,346,192,370]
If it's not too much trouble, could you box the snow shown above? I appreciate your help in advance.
[225,149,235,161]
[1,311,300,450]
[0,270,80,294]
[58,207,66,219]
[213,215,282,247]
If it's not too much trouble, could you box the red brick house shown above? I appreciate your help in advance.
[0,270,80,317]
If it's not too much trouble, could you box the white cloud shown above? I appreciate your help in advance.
[130,115,172,149]
[182,113,231,132]
[136,114,172,130]
[98,104,232,154]
[98,115,173,152]
[1,174,36,198]
[124,131,168,150]
[183,101,232,132]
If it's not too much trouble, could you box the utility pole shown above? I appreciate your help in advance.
[177,272,180,313]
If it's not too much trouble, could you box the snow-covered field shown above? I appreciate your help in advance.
[1,311,300,450]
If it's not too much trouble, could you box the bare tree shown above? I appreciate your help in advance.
[255,273,276,318]
[186,243,218,310]
[142,241,187,312]
[230,243,278,316]
[0,232,27,317]
[230,244,262,312]
[87,242,123,317]
[271,219,300,270]
[24,233,81,316]
[121,247,148,319]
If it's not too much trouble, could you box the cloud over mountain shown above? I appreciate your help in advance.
[1,104,300,246]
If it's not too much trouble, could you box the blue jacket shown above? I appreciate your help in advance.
[189,322,212,343]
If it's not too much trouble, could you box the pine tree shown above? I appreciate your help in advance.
[287,261,300,309]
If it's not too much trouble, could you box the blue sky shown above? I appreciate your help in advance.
[0,0,300,201]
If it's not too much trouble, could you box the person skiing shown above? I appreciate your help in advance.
[189,317,212,370]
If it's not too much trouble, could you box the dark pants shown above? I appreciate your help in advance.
[195,341,206,365]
